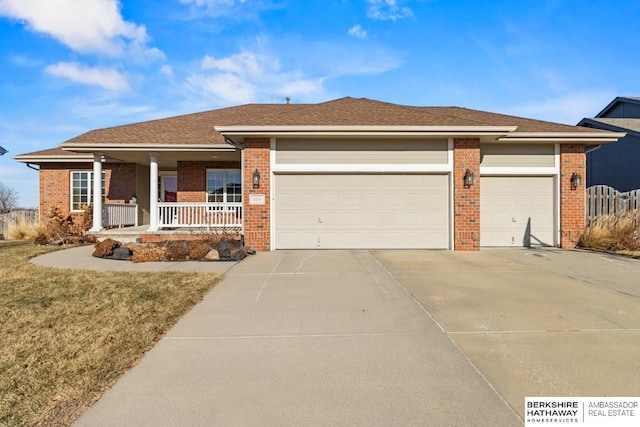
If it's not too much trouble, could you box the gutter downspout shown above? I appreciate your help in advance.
[585,145,601,154]
[26,163,40,171]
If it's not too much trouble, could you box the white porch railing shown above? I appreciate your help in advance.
[102,203,138,228]
[157,202,243,229]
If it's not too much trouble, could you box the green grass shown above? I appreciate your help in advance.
[0,241,223,426]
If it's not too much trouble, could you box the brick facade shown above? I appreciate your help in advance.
[39,163,137,217]
[38,142,588,252]
[177,161,241,202]
[453,138,481,251]
[242,138,271,251]
[560,144,586,248]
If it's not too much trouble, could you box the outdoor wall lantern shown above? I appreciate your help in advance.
[570,172,582,190]
[463,169,475,188]
[252,168,260,189]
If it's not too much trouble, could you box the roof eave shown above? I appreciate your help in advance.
[13,154,94,163]
[497,131,626,144]
[59,143,237,152]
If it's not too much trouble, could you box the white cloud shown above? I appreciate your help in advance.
[348,24,367,39]
[202,52,265,76]
[187,49,326,105]
[0,0,162,58]
[44,62,130,91]
[160,65,174,77]
[180,0,247,6]
[366,0,413,21]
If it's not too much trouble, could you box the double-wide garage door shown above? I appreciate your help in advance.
[274,174,449,249]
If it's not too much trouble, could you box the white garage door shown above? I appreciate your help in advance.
[274,174,449,249]
[480,176,555,247]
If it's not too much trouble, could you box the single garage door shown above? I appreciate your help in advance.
[275,174,449,249]
[480,176,555,247]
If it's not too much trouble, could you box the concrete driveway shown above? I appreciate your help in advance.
[373,248,640,421]
[74,248,640,426]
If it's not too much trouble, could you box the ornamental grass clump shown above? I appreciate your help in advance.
[579,211,640,252]
[6,217,46,241]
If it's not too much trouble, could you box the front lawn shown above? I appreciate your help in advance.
[0,241,223,426]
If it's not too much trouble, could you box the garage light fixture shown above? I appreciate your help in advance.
[463,169,475,188]
[570,172,582,190]
[252,169,260,189]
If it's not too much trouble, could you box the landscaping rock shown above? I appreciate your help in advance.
[204,249,220,261]
[246,247,256,255]
[216,238,231,258]
[112,247,131,260]
[230,248,246,261]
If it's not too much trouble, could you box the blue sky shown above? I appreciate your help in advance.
[0,0,639,207]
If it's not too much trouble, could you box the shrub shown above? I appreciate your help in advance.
[43,207,75,243]
[579,211,640,252]
[188,240,212,260]
[130,245,167,263]
[164,241,190,261]
[93,238,119,257]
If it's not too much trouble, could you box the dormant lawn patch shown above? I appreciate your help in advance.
[0,241,222,426]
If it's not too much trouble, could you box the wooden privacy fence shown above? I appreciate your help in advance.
[586,185,640,224]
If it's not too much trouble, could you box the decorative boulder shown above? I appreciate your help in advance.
[216,238,231,259]
[230,249,246,261]
[204,249,220,261]
[112,247,131,260]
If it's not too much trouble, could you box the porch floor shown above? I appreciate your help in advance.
[90,225,241,243]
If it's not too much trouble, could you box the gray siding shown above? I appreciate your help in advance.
[275,138,449,164]
[601,102,640,118]
[587,134,640,192]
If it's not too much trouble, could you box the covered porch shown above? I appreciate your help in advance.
[83,146,244,235]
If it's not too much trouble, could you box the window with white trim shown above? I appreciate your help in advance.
[71,171,106,211]
[206,170,242,203]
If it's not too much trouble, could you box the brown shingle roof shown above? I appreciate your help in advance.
[63,103,307,145]
[47,97,609,151]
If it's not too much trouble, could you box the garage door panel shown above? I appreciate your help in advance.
[275,174,449,249]
[481,176,555,247]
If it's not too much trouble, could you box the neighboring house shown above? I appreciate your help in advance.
[14,97,623,251]
[578,96,640,191]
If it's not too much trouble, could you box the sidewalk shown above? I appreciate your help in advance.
[31,245,237,273]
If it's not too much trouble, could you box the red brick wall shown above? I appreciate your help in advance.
[39,163,136,217]
[243,138,271,251]
[453,138,481,251]
[177,161,241,202]
[560,144,586,248]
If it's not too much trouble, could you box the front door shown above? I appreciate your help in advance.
[160,175,177,202]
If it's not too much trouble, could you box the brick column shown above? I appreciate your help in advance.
[560,144,586,248]
[243,138,271,251]
[453,138,481,251]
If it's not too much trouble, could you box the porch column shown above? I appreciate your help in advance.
[148,154,159,231]
[89,154,103,232]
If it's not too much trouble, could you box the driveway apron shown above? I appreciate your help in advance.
[74,250,520,426]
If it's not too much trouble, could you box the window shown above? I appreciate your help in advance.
[71,171,105,211]
[206,170,242,203]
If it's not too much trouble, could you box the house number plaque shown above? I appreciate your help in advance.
[249,194,266,205]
